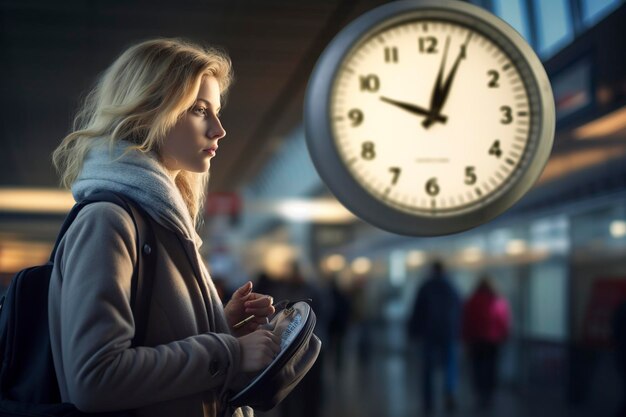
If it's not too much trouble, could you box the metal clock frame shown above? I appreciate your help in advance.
[305,0,554,236]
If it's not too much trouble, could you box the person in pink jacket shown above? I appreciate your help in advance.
[462,276,511,409]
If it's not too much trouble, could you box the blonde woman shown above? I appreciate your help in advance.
[50,38,280,417]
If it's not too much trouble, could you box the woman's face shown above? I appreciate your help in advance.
[160,76,226,175]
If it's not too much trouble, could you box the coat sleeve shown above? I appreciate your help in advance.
[52,202,241,412]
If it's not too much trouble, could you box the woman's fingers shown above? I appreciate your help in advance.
[238,329,282,371]
[245,294,273,308]
[245,295,275,316]
[233,281,253,299]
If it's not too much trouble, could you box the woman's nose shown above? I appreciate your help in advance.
[207,117,226,140]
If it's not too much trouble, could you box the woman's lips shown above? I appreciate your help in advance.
[203,146,217,156]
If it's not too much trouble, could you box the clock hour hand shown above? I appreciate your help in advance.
[380,96,447,123]
[423,32,472,128]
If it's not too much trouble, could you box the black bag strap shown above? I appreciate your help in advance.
[50,191,156,347]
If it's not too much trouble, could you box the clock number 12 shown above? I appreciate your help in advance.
[418,36,438,53]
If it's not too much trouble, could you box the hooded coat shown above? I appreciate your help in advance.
[48,140,252,417]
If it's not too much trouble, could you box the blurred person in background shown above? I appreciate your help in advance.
[350,273,374,366]
[407,260,462,414]
[462,276,511,410]
[327,273,351,373]
[612,299,626,417]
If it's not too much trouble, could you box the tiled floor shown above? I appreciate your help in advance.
[258,324,620,417]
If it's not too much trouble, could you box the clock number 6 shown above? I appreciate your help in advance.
[426,178,440,196]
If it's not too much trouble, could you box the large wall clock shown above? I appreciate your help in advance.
[305,0,554,236]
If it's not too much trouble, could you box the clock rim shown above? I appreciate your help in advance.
[304,0,555,236]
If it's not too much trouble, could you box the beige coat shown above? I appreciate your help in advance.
[49,202,248,417]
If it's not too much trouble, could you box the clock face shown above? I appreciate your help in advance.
[305,0,554,236]
[331,20,535,216]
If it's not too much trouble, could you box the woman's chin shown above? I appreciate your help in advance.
[186,160,211,173]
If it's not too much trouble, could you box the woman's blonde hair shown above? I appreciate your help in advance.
[52,38,233,225]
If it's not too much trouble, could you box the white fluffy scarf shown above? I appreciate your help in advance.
[72,138,203,247]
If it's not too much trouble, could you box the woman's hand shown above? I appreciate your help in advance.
[224,281,275,336]
[238,329,281,372]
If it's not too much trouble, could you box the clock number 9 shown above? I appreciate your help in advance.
[465,166,477,185]
[488,70,499,88]
[500,106,513,124]
[426,178,440,196]
[418,36,438,53]
[359,75,380,92]
[348,109,364,127]
[361,141,376,160]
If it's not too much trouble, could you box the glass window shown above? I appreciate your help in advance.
[533,0,575,57]
[493,0,532,43]
[581,0,621,26]
[526,260,568,340]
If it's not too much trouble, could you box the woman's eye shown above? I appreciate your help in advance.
[193,107,207,116]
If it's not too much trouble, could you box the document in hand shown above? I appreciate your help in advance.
[229,300,321,411]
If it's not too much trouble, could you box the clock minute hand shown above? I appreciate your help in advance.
[422,36,450,129]
[380,96,447,123]
[423,32,472,128]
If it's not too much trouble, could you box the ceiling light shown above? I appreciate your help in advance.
[461,247,483,262]
[406,250,426,268]
[324,254,346,272]
[574,106,626,139]
[256,198,356,223]
[610,220,626,238]
[351,257,372,275]
[0,188,74,213]
[506,239,527,255]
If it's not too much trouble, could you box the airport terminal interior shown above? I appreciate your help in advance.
[1,0,626,416]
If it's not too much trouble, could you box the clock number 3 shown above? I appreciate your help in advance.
[500,106,513,124]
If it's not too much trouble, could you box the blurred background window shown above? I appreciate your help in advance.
[493,0,532,43]
[581,0,622,26]
[532,0,574,57]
